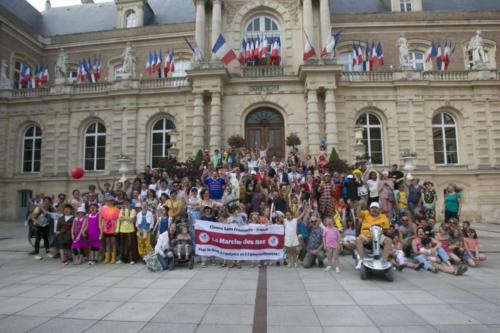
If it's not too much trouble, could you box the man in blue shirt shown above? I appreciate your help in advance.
[303,217,326,268]
[203,171,226,200]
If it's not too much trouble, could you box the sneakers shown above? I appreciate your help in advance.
[335,267,340,273]
[201,263,207,268]
[34,254,43,260]
[115,260,123,264]
[46,252,54,258]
[355,259,363,270]
[130,261,135,265]
[429,266,439,273]
[324,266,332,272]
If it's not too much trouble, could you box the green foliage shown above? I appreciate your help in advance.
[195,149,203,164]
[228,134,246,148]
[329,147,340,163]
[286,133,301,147]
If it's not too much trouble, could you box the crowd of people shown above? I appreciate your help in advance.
[27,145,486,275]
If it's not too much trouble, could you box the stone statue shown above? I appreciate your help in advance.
[121,42,136,76]
[0,59,8,80]
[54,48,68,83]
[396,32,411,69]
[468,30,487,67]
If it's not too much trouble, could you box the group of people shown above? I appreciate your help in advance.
[27,145,486,275]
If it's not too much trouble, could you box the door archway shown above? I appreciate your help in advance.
[245,108,285,158]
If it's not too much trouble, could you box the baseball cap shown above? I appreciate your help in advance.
[369,202,380,209]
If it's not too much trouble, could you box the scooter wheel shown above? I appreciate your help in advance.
[385,268,394,282]
[360,265,367,280]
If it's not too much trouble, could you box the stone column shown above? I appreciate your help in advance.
[192,93,205,152]
[319,0,331,50]
[209,92,222,151]
[306,89,320,155]
[195,0,206,60]
[303,0,314,45]
[211,0,222,60]
[324,88,338,148]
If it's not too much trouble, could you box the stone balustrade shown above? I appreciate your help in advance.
[139,77,188,89]
[241,66,284,78]
[11,87,50,98]
[71,82,113,94]
[422,70,470,81]
[341,71,394,81]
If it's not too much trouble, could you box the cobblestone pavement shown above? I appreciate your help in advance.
[0,222,499,333]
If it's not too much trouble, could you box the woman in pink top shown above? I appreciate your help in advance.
[464,228,487,266]
[322,217,342,273]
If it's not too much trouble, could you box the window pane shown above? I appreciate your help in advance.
[371,152,383,165]
[254,18,260,31]
[152,144,163,157]
[86,136,95,147]
[152,157,161,169]
[163,134,171,146]
[432,127,443,140]
[33,161,40,172]
[165,119,175,130]
[25,127,34,137]
[443,113,455,125]
[447,152,458,164]
[433,139,444,152]
[85,148,95,159]
[153,120,163,131]
[445,139,457,151]
[267,128,281,148]
[265,18,271,30]
[84,159,94,170]
[272,22,278,30]
[370,139,383,153]
[97,135,105,147]
[368,114,380,125]
[23,161,32,172]
[97,123,106,133]
[96,147,105,159]
[434,152,444,164]
[356,114,367,126]
[34,138,41,149]
[34,149,41,161]
[432,115,442,125]
[369,128,382,140]
[96,159,105,170]
[414,53,424,60]
[23,149,32,162]
[153,133,163,145]
[86,123,96,134]
[24,140,33,150]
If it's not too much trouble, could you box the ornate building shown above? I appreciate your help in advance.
[1,0,500,221]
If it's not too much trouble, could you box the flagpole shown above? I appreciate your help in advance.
[302,28,318,59]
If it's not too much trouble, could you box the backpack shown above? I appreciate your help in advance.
[144,253,162,272]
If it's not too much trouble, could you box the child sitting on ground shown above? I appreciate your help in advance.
[464,228,487,266]
[419,237,440,265]
[392,235,422,271]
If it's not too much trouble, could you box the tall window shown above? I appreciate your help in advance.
[432,112,458,165]
[400,0,412,11]
[339,52,354,72]
[246,16,279,37]
[67,70,78,84]
[151,118,176,168]
[84,122,106,171]
[125,10,137,28]
[356,113,384,164]
[22,126,42,173]
[409,51,424,70]
[171,60,192,78]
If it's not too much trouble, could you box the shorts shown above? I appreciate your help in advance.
[359,234,388,245]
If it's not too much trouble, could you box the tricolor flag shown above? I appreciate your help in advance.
[376,42,384,66]
[245,39,252,62]
[363,41,371,72]
[183,38,203,62]
[444,42,455,71]
[41,65,49,85]
[253,37,260,60]
[146,51,152,74]
[261,35,269,59]
[20,64,31,85]
[86,58,96,83]
[321,31,341,58]
[270,37,281,65]
[357,42,363,65]
[371,41,378,68]
[303,32,316,61]
[352,42,358,66]
[164,50,171,77]
[33,64,40,87]
[238,39,247,65]
[212,34,237,65]
[169,49,175,73]
[436,43,443,71]
[426,42,437,63]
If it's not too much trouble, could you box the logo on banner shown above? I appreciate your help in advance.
[199,232,210,243]
[268,236,279,247]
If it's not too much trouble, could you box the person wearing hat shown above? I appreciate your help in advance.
[71,206,87,265]
[355,202,392,270]
[100,195,120,264]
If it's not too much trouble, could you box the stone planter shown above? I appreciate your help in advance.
[401,156,416,171]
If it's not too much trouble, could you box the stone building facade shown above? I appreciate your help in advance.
[1,0,500,222]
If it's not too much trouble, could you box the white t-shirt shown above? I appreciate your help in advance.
[366,179,379,198]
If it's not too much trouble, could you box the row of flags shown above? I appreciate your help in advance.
[426,41,456,71]
[19,64,49,88]
[237,35,282,65]
[145,49,175,78]
[76,56,102,83]
[351,41,385,71]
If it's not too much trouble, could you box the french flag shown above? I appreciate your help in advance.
[376,42,384,66]
[41,65,49,84]
[253,37,260,60]
[20,64,31,84]
[357,42,363,66]
[212,34,237,65]
[164,50,171,77]
[371,41,378,68]
[352,43,358,66]
[436,44,443,70]
[146,52,152,75]
[270,38,281,65]
[245,39,252,62]
[169,49,175,73]
[426,42,437,63]
[303,35,316,61]
[261,35,269,58]
[238,39,247,65]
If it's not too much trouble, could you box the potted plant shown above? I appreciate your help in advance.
[400,150,417,171]
[227,134,246,149]
[286,132,301,148]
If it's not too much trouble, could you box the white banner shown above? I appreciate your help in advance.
[194,220,285,261]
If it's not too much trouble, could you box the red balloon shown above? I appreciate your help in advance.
[71,167,85,179]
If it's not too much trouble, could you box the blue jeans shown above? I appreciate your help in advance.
[156,252,173,270]
[413,247,450,270]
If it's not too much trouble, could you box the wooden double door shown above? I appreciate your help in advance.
[245,108,285,158]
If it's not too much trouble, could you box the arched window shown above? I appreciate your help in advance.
[22,126,42,173]
[356,113,384,165]
[171,60,192,78]
[125,10,137,28]
[432,112,458,165]
[244,15,281,65]
[409,51,425,70]
[151,118,176,168]
[245,16,279,36]
[84,122,106,171]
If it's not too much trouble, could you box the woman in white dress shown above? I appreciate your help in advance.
[284,203,309,268]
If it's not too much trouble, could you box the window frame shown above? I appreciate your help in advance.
[408,51,425,70]
[83,122,106,171]
[124,10,137,28]
[400,0,412,12]
[432,112,459,165]
[21,126,42,173]
[150,118,176,168]
[245,15,280,38]
[170,59,192,78]
[356,113,385,165]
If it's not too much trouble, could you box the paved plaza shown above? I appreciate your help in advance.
[0,222,500,333]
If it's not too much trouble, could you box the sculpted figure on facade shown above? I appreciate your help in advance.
[396,32,411,68]
[468,30,487,67]
[0,59,8,80]
[54,48,68,82]
[121,42,136,76]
